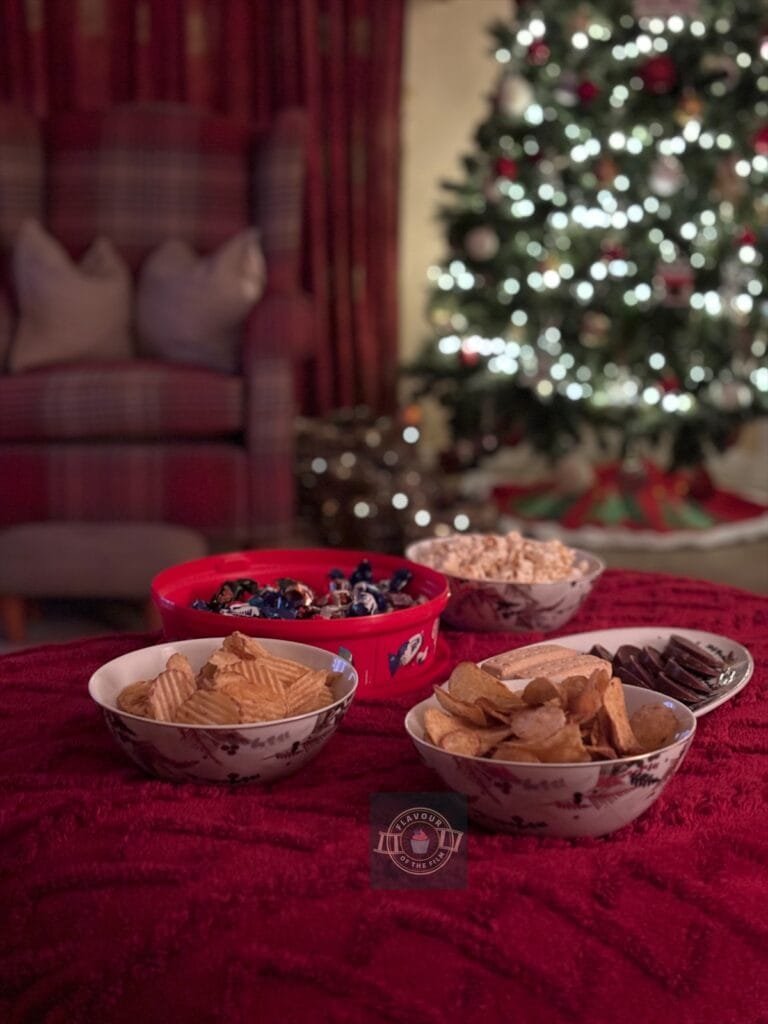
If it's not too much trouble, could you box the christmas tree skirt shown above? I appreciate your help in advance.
[493,461,768,550]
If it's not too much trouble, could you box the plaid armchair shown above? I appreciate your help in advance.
[0,102,311,549]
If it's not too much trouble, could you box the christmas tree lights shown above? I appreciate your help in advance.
[406,0,768,469]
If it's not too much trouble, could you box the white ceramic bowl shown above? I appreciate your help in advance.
[89,637,358,784]
[405,683,696,838]
[405,537,604,633]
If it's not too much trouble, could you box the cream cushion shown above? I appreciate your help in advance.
[9,219,132,372]
[136,228,266,373]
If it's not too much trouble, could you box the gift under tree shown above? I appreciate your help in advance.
[405,0,768,533]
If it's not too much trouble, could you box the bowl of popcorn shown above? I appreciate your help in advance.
[405,531,604,632]
[151,548,450,698]
[404,650,696,838]
[88,632,358,783]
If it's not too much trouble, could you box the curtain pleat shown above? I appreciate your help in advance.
[0,0,404,415]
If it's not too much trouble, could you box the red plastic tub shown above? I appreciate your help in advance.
[151,548,451,697]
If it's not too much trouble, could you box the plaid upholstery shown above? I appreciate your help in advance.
[0,105,43,279]
[0,288,11,370]
[47,105,253,269]
[253,108,307,292]
[0,443,250,538]
[0,362,243,441]
[0,102,307,547]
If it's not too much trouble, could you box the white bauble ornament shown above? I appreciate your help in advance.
[700,53,739,93]
[497,73,534,118]
[554,70,579,107]
[464,225,500,262]
[649,155,685,197]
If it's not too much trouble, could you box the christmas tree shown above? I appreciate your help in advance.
[406,0,768,475]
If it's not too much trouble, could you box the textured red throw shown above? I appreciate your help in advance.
[1,569,766,1024]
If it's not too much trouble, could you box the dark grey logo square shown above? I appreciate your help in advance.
[370,792,467,889]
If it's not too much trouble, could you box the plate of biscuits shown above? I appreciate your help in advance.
[479,627,753,718]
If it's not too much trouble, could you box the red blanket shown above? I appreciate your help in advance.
[1,569,766,1024]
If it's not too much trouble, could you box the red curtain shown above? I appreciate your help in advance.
[0,0,404,415]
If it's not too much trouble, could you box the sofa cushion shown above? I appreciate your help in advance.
[0,362,244,441]
[136,228,266,373]
[8,220,133,372]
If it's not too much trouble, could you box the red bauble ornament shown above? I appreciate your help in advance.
[577,80,600,105]
[736,228,757,247]
[754,125,768,155]
[495,156,519,180]
[527,40,550,66]
[595,156,618,184]
[660,374,680,393]
[639,55,678,95]
[601,241,627,261]
[459,348,480,368]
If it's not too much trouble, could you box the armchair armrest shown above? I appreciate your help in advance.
[241,289,314,367]
[240,288,313,544]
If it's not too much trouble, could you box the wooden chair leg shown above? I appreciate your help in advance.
[0,595,27,643]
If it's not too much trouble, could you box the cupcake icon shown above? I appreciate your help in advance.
[410,828,430,855]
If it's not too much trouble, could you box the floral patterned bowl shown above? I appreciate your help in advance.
[405,538,604,632]
[404,684,696,838]
[88,637,358,784]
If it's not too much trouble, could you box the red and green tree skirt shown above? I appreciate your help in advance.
[494,459,768,532]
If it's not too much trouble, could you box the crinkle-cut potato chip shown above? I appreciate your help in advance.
[222,631,270,661]
[630,704,680,754]
[147,658,197,722]
[197,649,242,687]
[237,694,290,723]
[217,673,288,720]
[175,689,242,725]
[507,704,567,743]
[116,634,336,725]
[260,655,307,687]
[434,685,489,727]
[448,661,524,711]
[422,659,681,764]
[285,670,332,716]
[117,679,152,717]
[216,660,287,701]
[289,688,334,715]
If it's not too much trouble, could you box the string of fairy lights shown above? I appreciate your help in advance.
[418,3,768,448]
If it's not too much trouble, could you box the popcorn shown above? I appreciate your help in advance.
[416,531,585,583]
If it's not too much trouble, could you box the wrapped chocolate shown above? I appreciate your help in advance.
[191,561,420,621]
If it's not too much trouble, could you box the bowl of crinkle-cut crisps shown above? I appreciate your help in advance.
[405,653,696,838]
[88,632,358,784]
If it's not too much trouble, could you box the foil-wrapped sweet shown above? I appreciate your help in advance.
[190,560,421,621]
